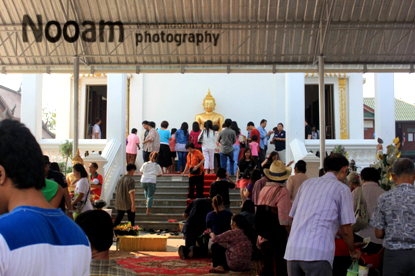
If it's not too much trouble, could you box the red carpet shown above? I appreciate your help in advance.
[116,255,212,274]
[112,251,257,275]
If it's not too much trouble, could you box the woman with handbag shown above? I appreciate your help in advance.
[181,141,205,199]
[71,163,93,219]
[199,120,216,174]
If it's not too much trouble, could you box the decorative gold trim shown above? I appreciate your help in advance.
[126,78,131,137]
[339,78,348,139]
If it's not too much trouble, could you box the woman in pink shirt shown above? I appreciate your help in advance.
[126,128,140,165]
[169,128,177,173]
[189,122,202,151]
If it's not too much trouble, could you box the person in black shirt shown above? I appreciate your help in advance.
[179,198,213,259]
[210,168,236,210]
[44,155,74,218]
[272,123,287,164]
[236,148,256,182]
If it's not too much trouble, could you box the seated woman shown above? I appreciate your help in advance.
[206,195,233,236]
[209,214,253,274]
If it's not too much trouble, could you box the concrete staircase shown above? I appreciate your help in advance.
[108,175,242,231]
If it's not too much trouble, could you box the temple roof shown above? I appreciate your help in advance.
[364,97,415,121]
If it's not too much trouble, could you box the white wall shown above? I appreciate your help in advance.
[139,74,282,137]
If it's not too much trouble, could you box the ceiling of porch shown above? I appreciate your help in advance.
[0,0,414,73]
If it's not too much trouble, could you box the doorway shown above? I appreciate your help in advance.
[305,84,335,139]
[85,85,107,139]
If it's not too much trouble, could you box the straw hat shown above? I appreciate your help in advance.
[264,160,292,182]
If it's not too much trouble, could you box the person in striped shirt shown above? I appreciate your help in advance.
[284,154,361,276]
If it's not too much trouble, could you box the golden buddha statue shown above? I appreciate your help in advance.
[66,149,84,192]
[195,89,225,131]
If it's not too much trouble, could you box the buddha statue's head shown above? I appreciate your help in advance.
[203,89,216,113]
[71,149,84,166]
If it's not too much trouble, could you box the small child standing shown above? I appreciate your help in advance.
[250,135,259,168]
[140,152,163,215]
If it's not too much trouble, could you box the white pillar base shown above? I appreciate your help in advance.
[21,74,43,140]
[374,73,395,146]
[285,73,305,163]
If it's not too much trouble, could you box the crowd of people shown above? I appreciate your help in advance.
[0,118,414,276]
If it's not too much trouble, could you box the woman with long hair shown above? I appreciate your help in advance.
[209,214,253,273]
[71,163,93,219]
[190,121,202,152]
[228,121,242,175]
[206,195,233,236]
[199,120,216,174]
[175,122,189,173]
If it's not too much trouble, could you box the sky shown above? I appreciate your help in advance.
[0,73,414,114]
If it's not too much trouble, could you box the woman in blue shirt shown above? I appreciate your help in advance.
[175,122,189,173]
[157,121,173,173]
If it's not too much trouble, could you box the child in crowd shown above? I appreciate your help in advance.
[140,152,162,215]
[249,135,259,167]
[210,168,236,210]
[169,128,177,173]
[237,169,252,207]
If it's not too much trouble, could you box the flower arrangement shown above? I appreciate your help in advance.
[332,145,349,160]
[374,137,401,191]
[114,222,141,236]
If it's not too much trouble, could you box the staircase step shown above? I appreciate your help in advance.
[130,192,241,200]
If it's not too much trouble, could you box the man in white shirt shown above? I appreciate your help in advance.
[92,118,102,139]
[0,119,91,276]
[284,154,361,276]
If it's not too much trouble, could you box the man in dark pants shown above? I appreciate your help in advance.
[257,119,273,167]
[113,164,136,227]
[141,121,149,162]
[371,158,415,276]
[179,198,213,259]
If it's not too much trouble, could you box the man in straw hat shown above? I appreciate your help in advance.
[284,153,361,276]
[256,160,292,276]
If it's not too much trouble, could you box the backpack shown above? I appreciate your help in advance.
[254,186,288,243]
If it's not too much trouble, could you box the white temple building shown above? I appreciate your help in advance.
[20,72,396,202]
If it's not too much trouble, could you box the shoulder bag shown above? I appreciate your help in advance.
[73,185,91,213]
[352,186,369,232]
[254,186,287,242]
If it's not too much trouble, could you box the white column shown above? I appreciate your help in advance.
[55,75,71,139]
[21,74,43,140]
[285,73,305,162]
[129,74,145,168]
[348,73,364,139]
[374,73,395,145]
[107,74,127,170]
